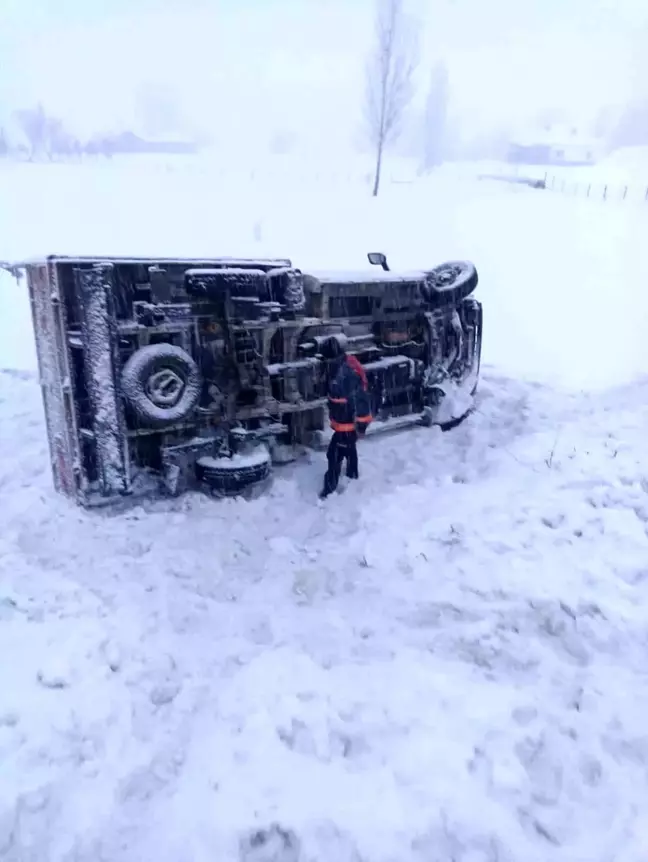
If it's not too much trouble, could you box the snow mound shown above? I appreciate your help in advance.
[599,145,648,183]
[2,158,648,861]
[197,447,272,470]
[2,368,648,861]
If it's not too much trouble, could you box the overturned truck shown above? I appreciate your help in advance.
[18,253,482,506]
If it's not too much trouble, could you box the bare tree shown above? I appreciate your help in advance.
[422,61,449,171]
[11,104,80,161]
[364,0,419,196]
[13,103,48,160]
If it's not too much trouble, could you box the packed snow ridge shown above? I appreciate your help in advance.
[2,164,648,860]
[2,366,648,862]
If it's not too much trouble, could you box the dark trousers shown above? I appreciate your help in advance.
[321,430,358,497]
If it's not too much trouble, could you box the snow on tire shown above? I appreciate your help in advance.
[120,343,201,427]
[423,261,478,305]
[196,447,272,497]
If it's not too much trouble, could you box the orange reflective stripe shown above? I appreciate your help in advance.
[328,396,348,404]
[356,414,372,423]
[330,421,356,432]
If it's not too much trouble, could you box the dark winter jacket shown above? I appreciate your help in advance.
[327,354,373,433]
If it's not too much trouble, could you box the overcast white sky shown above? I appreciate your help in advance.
[1,0,647,148]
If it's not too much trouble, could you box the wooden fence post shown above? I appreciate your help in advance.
[603,185,607,200]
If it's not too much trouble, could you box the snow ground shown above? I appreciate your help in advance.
[1,160,648,861]
[484,147,648,202]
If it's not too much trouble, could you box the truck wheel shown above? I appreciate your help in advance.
[121,343,201,427]
[422,261,478,305]
[196,447,272,497]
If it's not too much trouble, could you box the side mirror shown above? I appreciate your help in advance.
[367,252,390,271]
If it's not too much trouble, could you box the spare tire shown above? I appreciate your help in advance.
[196,447,272,497]
[121,343,201,427]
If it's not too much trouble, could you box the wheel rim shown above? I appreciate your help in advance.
[145,367,185,408]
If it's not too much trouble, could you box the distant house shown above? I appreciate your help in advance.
[508,125,602,166]
[87,131,199,156]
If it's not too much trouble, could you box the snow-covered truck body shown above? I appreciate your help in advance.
[21,254,482,506]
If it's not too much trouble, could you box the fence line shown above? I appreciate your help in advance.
[0,156,420,189]
[481,164,648,205]
[541,172,648,204]
[14,155,648,202]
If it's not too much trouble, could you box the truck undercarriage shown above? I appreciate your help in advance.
[17,252,483,506]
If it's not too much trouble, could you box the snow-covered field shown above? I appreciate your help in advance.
[1,158,648,862]
[484,146,648,203]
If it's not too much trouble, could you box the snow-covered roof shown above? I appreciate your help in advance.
[510,123,601,150]
[306,269,427,284]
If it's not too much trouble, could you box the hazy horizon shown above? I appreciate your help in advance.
[2,0,648,151]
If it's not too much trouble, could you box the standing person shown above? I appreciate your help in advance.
[320,337,372,498]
